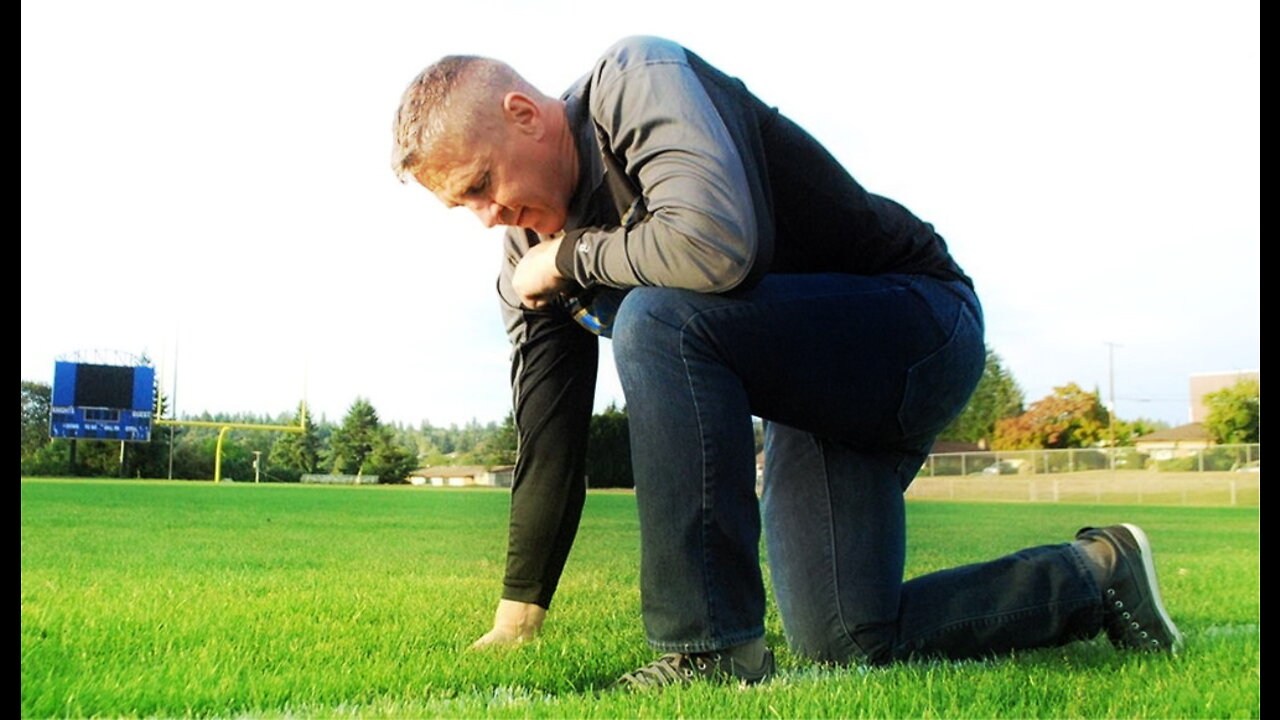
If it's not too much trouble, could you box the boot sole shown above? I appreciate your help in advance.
[1120,523,1185,654]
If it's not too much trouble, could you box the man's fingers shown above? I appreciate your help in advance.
[469,627,526,650]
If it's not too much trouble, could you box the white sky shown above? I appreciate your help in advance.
[21,1,1258,429]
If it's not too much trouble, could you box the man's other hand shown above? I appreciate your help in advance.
[469,598,548,649]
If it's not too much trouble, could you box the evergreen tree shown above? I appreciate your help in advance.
[329,397,381,475]
[328,397,415,482]
[269,402,326,481]
[367,426,418,483]
[587,403,632,488]
[473,412,517,466]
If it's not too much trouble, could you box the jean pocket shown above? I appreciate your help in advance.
[896,302,985,439]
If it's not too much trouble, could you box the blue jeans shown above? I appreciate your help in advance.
[610,273,1104,661]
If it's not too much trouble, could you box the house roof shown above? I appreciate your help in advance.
[1134,422,1212,442]
[929,440,984,454]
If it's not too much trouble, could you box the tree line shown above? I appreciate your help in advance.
[19,382,637,487]
[932,350,1258,449]
[19,348,1259,485]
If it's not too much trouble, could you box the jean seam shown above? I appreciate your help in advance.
[675,301,769,648]
[817,437,861,657]
[679,308,719,646]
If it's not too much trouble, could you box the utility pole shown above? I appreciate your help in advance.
[1105,342,1121,470]
[168,333,178,480]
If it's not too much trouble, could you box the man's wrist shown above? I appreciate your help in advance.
[555,229,586,281]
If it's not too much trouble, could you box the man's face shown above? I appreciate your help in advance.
[419,122,570,236]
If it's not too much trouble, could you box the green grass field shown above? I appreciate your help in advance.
[21,479,1259,719]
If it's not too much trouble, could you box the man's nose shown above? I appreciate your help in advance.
[469,200,504,228]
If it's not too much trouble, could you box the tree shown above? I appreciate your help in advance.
[366,426,418,484]
[1203,379,1260,444]
[21,381,52,459]
[937,348,1024,445]
[21,380,73,476]
[328,397,416,482]
[992,382,1110,450]
[472,412,517,467]
[269,402,326,480]
[128,380,176,478]
[587,402,632,488]
[1110,417,1168,446]
[329,398,381,475]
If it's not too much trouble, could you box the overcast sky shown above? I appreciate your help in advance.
[21,1,1258,429]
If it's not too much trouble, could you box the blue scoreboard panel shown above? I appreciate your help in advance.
[49,362,156,441]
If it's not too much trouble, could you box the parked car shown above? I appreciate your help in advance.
[981,460,1020,476]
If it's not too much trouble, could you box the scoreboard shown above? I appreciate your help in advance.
[49,361,156,441]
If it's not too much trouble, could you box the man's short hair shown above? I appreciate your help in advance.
[391,56,532,185]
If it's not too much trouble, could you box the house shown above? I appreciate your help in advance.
[1132,423,1214,460]
[407,461,512,484]
[407,465,515,488]
[928,440,984,454]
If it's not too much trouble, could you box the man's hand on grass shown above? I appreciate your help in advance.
[470,599,547,649]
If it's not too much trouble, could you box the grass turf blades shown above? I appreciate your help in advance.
[21,478,1259,718]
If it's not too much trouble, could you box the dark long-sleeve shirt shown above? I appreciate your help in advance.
[495,36,971,608]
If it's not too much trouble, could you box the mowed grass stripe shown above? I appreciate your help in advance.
[21,479,1259,719]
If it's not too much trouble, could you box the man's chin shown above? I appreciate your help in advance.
[528,215,566,236]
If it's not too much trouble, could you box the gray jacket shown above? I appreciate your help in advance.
[492,36,971,608]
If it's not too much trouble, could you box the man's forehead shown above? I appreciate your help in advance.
[418,152,486,197]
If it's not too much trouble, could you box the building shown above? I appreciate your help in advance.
[1132,422,1214,461]
[929,440,984,454]
[406,465,514,488]
[1189,370,1259,423]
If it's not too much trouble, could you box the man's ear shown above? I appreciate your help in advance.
[502,92,543,137]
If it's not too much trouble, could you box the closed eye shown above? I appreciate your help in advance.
[464,172,490,198]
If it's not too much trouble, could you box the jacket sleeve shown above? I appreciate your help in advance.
[555,37,761,294]
[497,229,598,608]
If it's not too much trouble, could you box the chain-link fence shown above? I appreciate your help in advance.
[920,444,1260,477]
[908,444,1259,507]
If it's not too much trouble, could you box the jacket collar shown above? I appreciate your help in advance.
[561,79,608,234]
